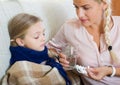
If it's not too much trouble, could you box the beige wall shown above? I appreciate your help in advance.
[112,0,120,16]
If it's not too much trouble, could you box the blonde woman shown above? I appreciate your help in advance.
[2,13,71,85]
[47,0,120,84]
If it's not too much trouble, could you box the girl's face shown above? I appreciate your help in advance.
[73,0,107,27]
[19,21,45,51]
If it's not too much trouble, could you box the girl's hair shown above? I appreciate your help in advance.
[96,0,119,64]
[8,13,41,46]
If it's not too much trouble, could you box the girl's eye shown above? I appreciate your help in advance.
[43,33,45,36]
[34,36,39,39]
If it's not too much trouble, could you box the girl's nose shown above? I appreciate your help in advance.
[41,35,45,41]
[40,34,45,42]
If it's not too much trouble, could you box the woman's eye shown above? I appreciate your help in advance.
[83,6,90,10]
[74,5,79,9]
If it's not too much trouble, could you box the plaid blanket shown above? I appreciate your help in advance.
[1,61,81,85]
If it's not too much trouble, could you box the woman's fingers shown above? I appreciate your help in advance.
[58,53,69,67]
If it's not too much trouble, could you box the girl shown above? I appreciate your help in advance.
[2,13,71,85]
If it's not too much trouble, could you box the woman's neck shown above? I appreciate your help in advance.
[86,24,104,35]
[86,17,113,34]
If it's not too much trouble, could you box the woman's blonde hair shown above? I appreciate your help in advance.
[96,0,119,64]
[8,13,41,46]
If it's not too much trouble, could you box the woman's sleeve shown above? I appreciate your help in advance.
[46,24,68,53]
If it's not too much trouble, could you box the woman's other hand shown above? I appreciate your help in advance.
[87,66,112,80]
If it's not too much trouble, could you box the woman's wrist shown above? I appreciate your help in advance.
[104,66,112,76]
[107,66,116,77]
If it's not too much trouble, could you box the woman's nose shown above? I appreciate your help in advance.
[77,8,85,18]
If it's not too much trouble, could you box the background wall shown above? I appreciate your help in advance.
[112,0,120,15]
[0,0,76,80]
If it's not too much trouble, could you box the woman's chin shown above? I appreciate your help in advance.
[82,23,91,28]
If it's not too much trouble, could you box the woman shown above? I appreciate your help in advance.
[47,0,120,84]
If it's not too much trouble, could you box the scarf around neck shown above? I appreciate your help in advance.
[10,46,71,85]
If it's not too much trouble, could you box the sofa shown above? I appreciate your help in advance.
[0,0,77,80]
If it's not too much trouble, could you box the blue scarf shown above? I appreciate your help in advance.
[10,46,71,85]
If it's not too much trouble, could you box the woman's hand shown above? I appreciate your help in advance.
[58,53,70,68]
[87,66,112,80]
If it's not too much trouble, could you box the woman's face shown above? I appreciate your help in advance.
[73,0,107,27]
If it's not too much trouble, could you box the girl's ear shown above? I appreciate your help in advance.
[15,38,24,46]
